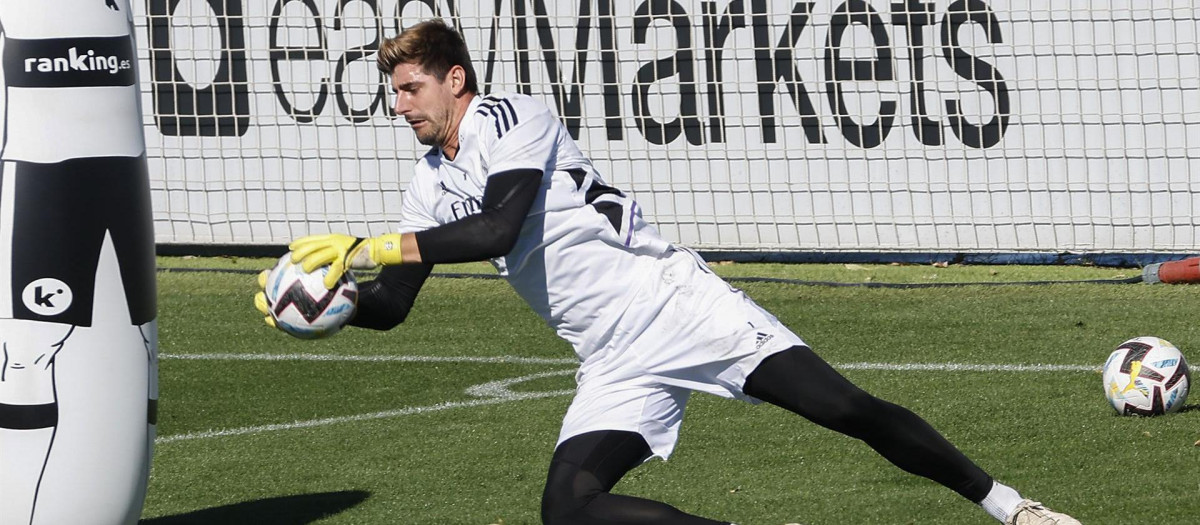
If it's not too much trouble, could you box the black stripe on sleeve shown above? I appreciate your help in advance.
[494,104,512,132]
[479,96,521,138]
[501,98,519,126]
[478,101,506,138]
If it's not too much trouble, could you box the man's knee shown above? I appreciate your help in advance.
[541,430,652,524]
[746,346,888,433]
[541,459,601,525]
[814,388,886,434]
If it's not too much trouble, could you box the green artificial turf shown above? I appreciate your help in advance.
[141,258,1200,524]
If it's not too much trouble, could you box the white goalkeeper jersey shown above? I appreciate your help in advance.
[398,92,672,361]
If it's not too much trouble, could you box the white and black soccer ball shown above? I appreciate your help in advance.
[263,253,357,340]
[1102,336,1190,416]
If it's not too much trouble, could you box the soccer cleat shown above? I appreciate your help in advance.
[1005,500,1082,525]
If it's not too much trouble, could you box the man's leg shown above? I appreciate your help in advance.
[541,430,729,525]
[741,346,1083,524]
[742,345,993,502]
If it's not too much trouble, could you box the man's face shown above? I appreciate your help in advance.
[391,62,458,147]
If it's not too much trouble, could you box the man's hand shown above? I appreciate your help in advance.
[289,233,405,288]
[254,269,278,329]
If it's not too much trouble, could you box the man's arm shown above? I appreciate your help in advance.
[345,168,538,329]
[323,168,539,330]
[350,263,434,330]
[409,168,542,264]
[288,168,542,287]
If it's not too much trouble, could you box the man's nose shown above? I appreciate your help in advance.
[394,94,411,115]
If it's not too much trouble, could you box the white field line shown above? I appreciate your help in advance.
[154,397,527,444]
[159,353,1114,371]
[156,368,576,445]
[463,369,576,398]
[154,353,1197,445]
[160,352,577,365]
[836,362,1099,372]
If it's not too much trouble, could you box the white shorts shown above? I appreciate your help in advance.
[556,248,805,460]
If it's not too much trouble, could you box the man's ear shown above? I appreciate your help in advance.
[449,65,468,96]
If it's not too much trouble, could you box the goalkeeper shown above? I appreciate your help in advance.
[256,19,1081,525]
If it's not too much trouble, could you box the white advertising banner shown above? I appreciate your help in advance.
[136,0,1200,253]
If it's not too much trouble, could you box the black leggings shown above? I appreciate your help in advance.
[742,346,993,502]
[540,345,993,525]
[541,430,728,525]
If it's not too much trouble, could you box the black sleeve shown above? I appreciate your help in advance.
[349,263,433,331]
[414,168,542,264]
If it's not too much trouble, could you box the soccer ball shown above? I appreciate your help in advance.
[262,253,358,339]
[1102,337,1191,416]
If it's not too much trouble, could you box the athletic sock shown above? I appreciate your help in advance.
[979,481,1024,522]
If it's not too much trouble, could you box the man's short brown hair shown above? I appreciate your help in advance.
[377,20,478,93]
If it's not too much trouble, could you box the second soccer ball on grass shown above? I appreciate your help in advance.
[1102,336,1191,416]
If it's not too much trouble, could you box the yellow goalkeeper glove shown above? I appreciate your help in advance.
[254,269,277,329]
[289,233,405,288]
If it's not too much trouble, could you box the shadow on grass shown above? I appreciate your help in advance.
[1174,403,1200,415]
[140,490,370,524]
